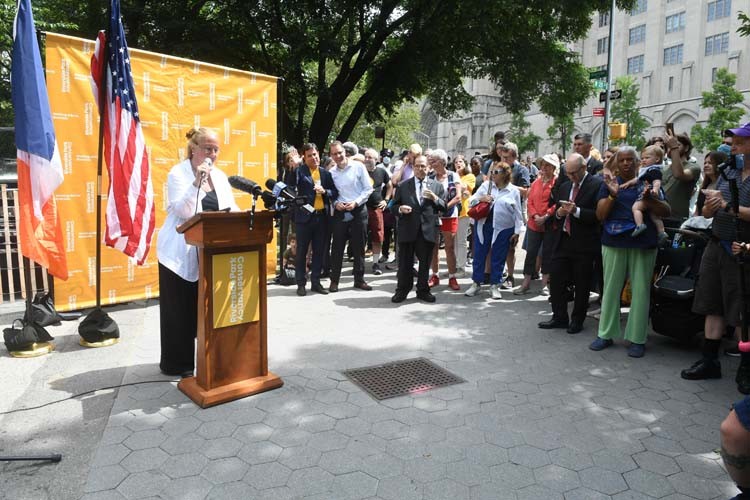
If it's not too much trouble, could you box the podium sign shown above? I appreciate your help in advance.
[212,251,260,329]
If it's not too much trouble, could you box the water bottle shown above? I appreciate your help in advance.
[671,233,681,249]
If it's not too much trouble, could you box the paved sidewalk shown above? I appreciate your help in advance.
[0,259,744,500]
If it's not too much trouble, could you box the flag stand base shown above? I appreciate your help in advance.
[79,337,119,348]
[9,342,54,358]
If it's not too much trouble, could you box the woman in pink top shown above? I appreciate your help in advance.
[515,154,559,295]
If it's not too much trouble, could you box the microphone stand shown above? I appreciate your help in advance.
[249,193,258,231]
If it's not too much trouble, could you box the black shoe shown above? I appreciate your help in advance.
[296,285,307,296]
[180,370,194,379]
[311,283,329,295]
[416,291,436,303]
[531,273,540,281]
[567,322,583,334]
[329,281,339,293]
[373,263,383,276]
[391,292,408,303]
[538,319,569,329]
[354,281,372,291]
[681,359,721,380]
[737,364,750,394]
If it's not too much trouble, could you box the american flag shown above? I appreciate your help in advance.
[90,0,155,265]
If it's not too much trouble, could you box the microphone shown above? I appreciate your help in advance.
[228,175,263,196]
[201,158,212,179]
[265,179,314,213]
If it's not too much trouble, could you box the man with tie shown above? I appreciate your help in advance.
[539,153,603,334]
[574,133,604,176]
[288,143,338,296]
[391,154,447,303]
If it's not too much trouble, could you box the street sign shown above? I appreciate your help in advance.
[598,89,623,103]
[589,69,608,79]
[593,107,605,117]
[593,80,608,90]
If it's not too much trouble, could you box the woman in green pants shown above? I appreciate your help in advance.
[589,146,671,357]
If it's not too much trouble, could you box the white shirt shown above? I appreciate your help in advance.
[330,161,373,207]
[157,159,239,282]
[469,181,524,244]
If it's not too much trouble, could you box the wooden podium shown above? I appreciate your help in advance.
[176,210,283,407]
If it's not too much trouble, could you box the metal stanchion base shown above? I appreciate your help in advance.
[9,342,54,358]
[79,337,119,348]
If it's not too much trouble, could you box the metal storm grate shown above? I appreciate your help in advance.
[342,357,464,400]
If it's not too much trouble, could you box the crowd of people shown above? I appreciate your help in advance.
[155,123,750,499]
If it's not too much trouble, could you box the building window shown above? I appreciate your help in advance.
[597,37,609,55]
[712,67,719,81]
[629,25,646,44]
[705,32,730,55]
[668,76,674,91]
[630,0,647,15]
[663,44,684,65]
[627,55,644,74]
[708,0,732,21]
[665,12,686,33]
[599,11,610,27]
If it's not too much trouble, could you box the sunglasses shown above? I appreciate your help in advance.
[491,169,508,175]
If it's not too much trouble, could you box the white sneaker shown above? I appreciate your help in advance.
[541,286,550,296]
[465,282,481,297]
[490,284,503,300]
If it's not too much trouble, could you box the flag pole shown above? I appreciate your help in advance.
[93,7,112,310]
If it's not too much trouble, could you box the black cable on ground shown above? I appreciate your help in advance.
[0,380,177,416]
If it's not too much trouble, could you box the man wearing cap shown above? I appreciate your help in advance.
[539,153,603,334]
[682,121,750,393]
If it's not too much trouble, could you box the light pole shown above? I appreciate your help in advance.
[413,131,430,150]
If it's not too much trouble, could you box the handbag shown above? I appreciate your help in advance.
[468,201,492,221]
[3,318,54,352]
[23,292,63,327]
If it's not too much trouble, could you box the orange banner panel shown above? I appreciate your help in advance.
[44,33,278,311]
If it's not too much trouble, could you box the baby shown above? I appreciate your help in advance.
[626,145,668,244]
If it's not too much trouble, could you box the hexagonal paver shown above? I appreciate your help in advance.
[122,429,167,451]
[508,445,551,468]
[515,484,563,500]
[243,462,291,490]
[377,474,423,500]
[403,456,447,483]
[548,447,594,471]
[318,449,363,475]
[413,397,448,412]
[116,470,170,499]
[159,475,213,500]
[466,443,509,466]
[202,457,249,485]
[125,412,167,432]
[84,464,129,493]
[160,434,206,455]
[233,423,274,444]
[278,445,322,470]
[445,459,490,486]
[161,452,209,479]
[668,471,722,499]
[592,449,638,473]
[197,420,237,439]
[161,416,202,437]
[623,468,675,497]
[361,453,405,479]
[331,471,378,499]
[286,466,335,496]
[298,414,336,433]
[205,481,258,500]
[533,464,581,492]
[307,430,350,452]
[315,389,348,404]
[237,441,283,465]
[409,423,447,443]
[579,467,629,495]
[489,462,535,489]
[675,453,726,479]
[201,436,243,460]
[121,447,169,473]
[632,450,680,476]
[372,419,410,440]
[334,417,372,436]
[91,444,130,468]
[563,487,612,500]
[423,478,470,500]
[269,428,312,448]
[227,407,266,426]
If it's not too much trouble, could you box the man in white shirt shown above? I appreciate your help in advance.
[328,141,374,292]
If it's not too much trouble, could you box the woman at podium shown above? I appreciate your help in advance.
[156,128,239,377]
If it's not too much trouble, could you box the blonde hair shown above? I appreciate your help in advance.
[408,143,423,156]
[641,144,664,163]
[185,127,217,159]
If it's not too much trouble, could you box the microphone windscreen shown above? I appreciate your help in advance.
[265,179,277,190]
[228,175,254,193]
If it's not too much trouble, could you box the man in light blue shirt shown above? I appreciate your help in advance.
[328,140,374,292]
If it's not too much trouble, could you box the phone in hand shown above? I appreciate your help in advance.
[665,122,675,136]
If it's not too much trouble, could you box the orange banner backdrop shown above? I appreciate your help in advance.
[44,33,278,312]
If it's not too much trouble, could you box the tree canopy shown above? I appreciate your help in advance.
[3,0,635,148]
[609,76,648,150]
[691,68,745,152]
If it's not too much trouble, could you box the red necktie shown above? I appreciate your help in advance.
[564,183,580,234]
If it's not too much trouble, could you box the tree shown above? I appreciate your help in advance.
[739,11,750,37]
[691,68,745,152]
[508,112,540,157]
[3,0,636,145]
[609,76,649,149]
[546,113,575,157]
[347,104,420,153]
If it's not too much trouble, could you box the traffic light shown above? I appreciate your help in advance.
[609,122,627,140]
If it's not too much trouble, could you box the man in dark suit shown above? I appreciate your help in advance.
[574,133,604,176]
[391,154,446,303]
[539,153,603,333]
[288,143,338,296]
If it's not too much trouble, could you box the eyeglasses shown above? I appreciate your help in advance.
[201,146,220,154]
[491,169,507,175]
